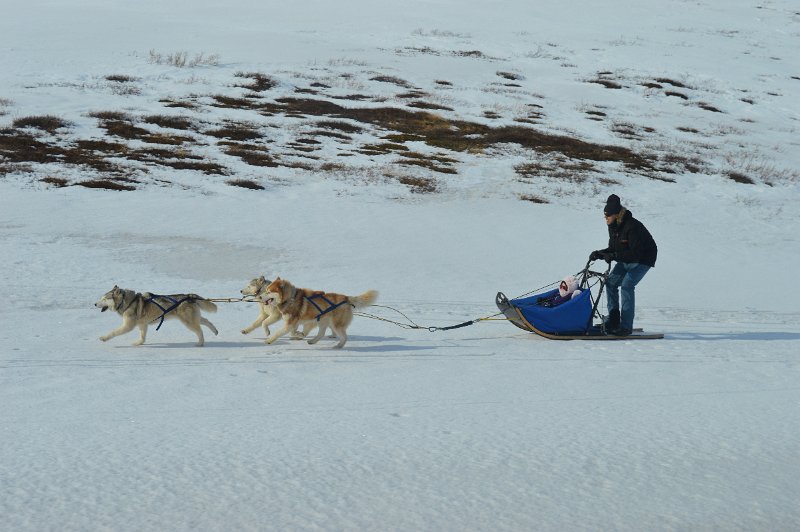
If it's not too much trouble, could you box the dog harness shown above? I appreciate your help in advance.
[305,293,351,321]
[146,294,194,331]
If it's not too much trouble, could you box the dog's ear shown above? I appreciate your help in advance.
[259,275,265,282]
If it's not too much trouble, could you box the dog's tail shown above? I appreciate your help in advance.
[350,290,378,309]
[194,297,218,313]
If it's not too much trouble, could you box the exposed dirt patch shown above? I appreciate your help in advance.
[2,71,707,192]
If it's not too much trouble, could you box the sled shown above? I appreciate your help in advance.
[496,261,664,341]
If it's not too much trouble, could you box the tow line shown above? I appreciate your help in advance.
[207,297,506,332]
[354,304,505,332]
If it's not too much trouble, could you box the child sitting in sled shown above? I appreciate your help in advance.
[537,275,582,308]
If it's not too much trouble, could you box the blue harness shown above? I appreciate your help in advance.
[145,294,192,331]
[305,293,350,321]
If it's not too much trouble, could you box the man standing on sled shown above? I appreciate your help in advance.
[589,194,658,336]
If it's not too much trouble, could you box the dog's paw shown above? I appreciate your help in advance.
[132,341,144,346]
[99,336,109,342]
[240,329,248,335]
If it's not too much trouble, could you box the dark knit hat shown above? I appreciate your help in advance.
[604,194,622,215]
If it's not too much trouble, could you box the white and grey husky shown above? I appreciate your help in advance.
[95,285,218,346]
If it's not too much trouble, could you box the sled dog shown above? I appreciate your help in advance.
[239,276,313,340]
[261,277,378,348]
[95,285,218,346]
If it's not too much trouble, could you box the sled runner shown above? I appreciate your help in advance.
[496,261,663,341]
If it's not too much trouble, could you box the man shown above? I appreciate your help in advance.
[589,194,657,336]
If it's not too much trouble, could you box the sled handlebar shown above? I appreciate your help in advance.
[580,259,611,286]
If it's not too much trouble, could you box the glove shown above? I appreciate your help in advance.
[600,251,615,263]
[589,250,602,261]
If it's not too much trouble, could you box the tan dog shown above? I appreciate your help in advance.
[262,277,378,348]
[95,286,218,346]
[239,276,314,340]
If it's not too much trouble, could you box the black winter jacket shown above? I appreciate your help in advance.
[603,209,657,267]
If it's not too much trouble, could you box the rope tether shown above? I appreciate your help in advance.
[207,297,258,303]
[355,304,504,332]
[205,296,511,332]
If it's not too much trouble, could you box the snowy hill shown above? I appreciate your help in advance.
[1,1,799,530]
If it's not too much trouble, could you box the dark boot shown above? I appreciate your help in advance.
[609,327,632,337]
[605,309,620,330]
[594,309,619,329]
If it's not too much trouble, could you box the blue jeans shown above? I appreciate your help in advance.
[606,262,651,331]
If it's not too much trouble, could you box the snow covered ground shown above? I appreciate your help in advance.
[2,1,799,530]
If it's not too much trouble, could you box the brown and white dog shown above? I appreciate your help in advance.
[239,276,315,340]
[261,277,378,348]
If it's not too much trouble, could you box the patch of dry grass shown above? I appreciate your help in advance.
[726,171,755,184]
[357,142,409,156]
[92,113,192,144]
[206,122,262,142]
[396,175,438,193]
[724,154,800,186]
[227,178,265,190]
[12,115,71,133]
[234,72,276,92]
[148,50,220,68]
[697,102,723,113]
[144,115,193,130]
[408,101,454,111]
[5,70,717,193]
[105,74,138,83]
[0,129,120,174]
[40,176,69,187]
[665,91,689,100]
[160,98,198,109]
[222,143,278,167]
[654,77,689,89]
[515,155,595,183]
[518,194,549,204]
[497,71,523,81]
[77,179,137,191]
[265,97,670,175]
[371,75,413,88]
[588,78,623,89]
